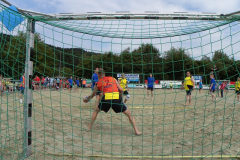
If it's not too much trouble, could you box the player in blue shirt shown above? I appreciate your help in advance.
[209,74,217,102]
[92,68,98,89]
[147,74,155,100]
[199,79,203,94]
[76,78,80,92]
[91,67,100,107]
[68,76,73,93]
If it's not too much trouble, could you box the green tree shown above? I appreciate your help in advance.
[163,47,192,80]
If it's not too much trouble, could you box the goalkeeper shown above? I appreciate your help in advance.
[83,69,141,136]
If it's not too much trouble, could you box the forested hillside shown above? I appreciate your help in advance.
[0,32,239,83]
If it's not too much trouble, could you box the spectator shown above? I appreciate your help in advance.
[170,82,173,91]
[220,81,226,98]
[82,79,86,90]
[225,81,229,95]
[199,79,203,94]
[41,76,45,89]
[60,79,62,89]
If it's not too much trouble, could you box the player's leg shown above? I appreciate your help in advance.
[124,91,130,103]
[151,89,153,100]
[211,90,217,102]
[189,94,192,105]
[19,87,24,103]
[124,94,130,103]
[95,94,100,109]
[184,91,189,106]
[147,88,150,99]
[88,107,100,130]
[123,108,141,135]
[237,93,240,101]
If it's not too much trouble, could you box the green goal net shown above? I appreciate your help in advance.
[1,3,240,160]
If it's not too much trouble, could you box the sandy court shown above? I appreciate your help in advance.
[1,88,240,159]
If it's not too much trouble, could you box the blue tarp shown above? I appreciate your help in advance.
[0,5,24,32]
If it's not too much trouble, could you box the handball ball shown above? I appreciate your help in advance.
[84,96,90,102]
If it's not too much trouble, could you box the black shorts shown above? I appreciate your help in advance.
[83,85,86,88]
[147,87,153,91]
[57,83,59,86]
[36,83,39,85]
[69,85,72,88]
[199,87,203,90]
[96,92,100,95]
[123,91,129,95]
[210,89,215,93]
[236,91,240,94]
[186,90,192,95]
[98,96,127,113]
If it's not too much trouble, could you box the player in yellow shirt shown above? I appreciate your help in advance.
[184,71,195,106]
[118,73,130,103]
[235,77,240,101]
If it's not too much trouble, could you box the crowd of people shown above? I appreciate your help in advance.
[30,75,87,92]
[0,73,88,99]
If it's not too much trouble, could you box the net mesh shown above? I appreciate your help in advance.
[1,3,240,159]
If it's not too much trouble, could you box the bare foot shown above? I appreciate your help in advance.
[183,104,188,106]
[135,132,142,136]
[87,126,92,131]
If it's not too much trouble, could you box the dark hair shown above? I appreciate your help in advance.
[186,71,191,74]
[98,68,105,74]
[93,67,98,70]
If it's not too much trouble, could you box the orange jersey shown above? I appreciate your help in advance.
[97,77,119,100]
[20,76,25,87]
[82,80,86,85]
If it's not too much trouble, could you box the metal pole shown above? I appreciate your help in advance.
[23,18,34,158]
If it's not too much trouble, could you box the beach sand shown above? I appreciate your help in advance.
[1,88,240,159]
